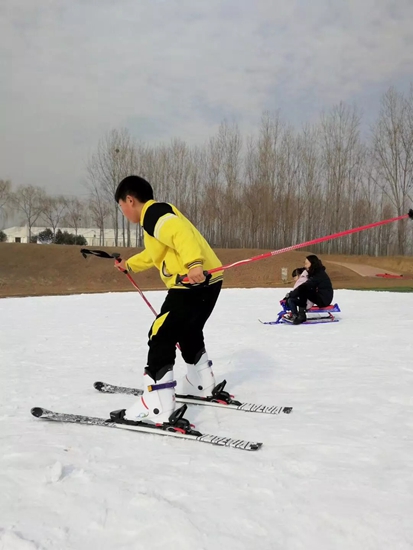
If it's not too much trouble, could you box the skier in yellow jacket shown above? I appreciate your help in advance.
[113,175,223,426]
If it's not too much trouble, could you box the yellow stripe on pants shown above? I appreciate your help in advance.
[150,311,170,339]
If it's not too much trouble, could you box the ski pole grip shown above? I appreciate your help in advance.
[176,271,210,285]
[113,255,128,274]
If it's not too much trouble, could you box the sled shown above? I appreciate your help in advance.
[265,301,341,325]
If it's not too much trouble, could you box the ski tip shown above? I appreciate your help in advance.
[251,442,264,450]
[283,407,293,414]
[94,381,104,390]
[31,407,44,418]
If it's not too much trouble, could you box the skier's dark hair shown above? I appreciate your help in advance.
[292,267,305,278]
[306,254,325,275]
[115,175,154,203]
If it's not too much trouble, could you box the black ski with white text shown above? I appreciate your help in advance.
[31,406,263,451]
[93,380,293,415]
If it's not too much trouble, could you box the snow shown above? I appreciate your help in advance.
[1,288,413,550]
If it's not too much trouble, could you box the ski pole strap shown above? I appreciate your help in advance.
[148,380,177,392]
[80,249,127,272]
[80,248,120,260]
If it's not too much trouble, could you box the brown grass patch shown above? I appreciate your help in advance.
[1,243,413,298]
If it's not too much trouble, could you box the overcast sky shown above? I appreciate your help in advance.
[1,0,413,197]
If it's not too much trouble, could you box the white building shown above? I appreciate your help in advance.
[2,226,143,247]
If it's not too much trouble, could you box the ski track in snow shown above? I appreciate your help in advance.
[1,288,413,550]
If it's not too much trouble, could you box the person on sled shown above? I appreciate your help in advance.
[285,255,333,325]
[282,267,314,319]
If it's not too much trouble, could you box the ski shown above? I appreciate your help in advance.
[93,381,293,416]
[259,317,339,325]
[31,407,263,451]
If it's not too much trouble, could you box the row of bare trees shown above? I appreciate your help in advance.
[2,85,412,254]
[0,183,88,241]
[85,86,413,255]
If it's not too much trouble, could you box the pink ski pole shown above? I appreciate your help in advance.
[80,248,180,348]
[177,209,413,284]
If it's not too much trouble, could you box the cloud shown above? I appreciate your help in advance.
[1,0,413,195]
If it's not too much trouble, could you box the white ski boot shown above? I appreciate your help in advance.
[123,369,176,425]
[180,351,216,398]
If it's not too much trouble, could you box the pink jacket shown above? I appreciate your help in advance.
[293,270,314,309]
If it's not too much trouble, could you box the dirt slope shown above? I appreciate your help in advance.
[1,243,413,298]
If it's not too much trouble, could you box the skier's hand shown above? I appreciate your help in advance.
[187,265,206,284]
[114,259,128,273]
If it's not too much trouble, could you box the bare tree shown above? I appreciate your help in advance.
[85,89,413,256]
[241,112,285,248]
[202,131,224,246]
[41,196,66,237]
[296,124,323,244]
[63,198,86,235]
[371,86,413,254]
[86,128,137,246]
[88,182,110,245]
[0,179,12,225]
[276,125,301,247]
[242,137,262,247]
[186,146,204,229]
[319,102,364,253]
[219,122,242,247]
[11,185,46,241]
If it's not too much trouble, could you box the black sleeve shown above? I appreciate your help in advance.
[143,203,175,237]
[289,277,317,299]
[302,276,319,289]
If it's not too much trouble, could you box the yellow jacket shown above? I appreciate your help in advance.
[126,200,223,290]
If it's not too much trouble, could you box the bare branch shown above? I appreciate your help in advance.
[86,128,138,245]
[11,185,47,240]
[41,196,67,236]
[62,198,86,235]
[0,179,12,224]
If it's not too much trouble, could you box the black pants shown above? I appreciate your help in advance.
[288,286,331,315]
[146,281,222,381]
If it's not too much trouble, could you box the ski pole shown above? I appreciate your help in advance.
[80,249,182,350]
[80,249,158,316]
[176,208,413,284]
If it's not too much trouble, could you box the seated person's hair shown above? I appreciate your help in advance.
[306,254,324,271]
[292,267,306,278]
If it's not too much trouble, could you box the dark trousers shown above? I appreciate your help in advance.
[288,287,330,315]
[146,281,222,381]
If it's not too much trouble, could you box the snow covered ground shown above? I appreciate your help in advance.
[1,288,413,550]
